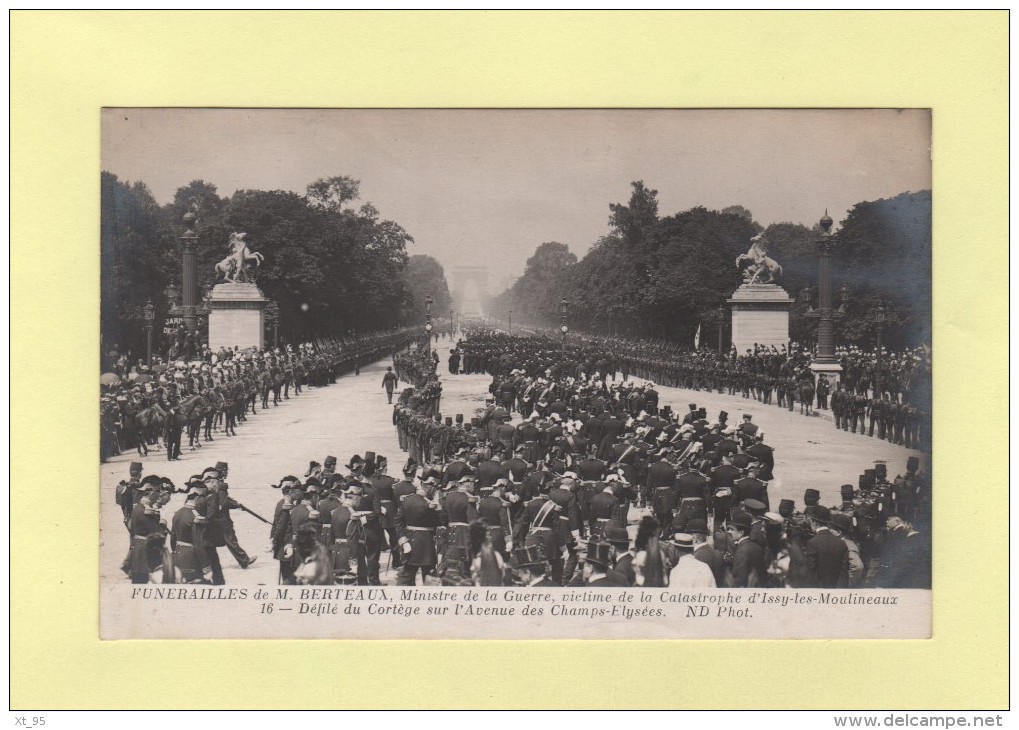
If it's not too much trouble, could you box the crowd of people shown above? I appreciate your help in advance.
[445,330,932,452]
[99,329,420,463]
[113,328,931,590]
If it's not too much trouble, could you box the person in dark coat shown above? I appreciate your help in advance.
[582,542,615,586]
[804,506,850,588]
[605,523,635,586]
[511,545,555,587]
[728,511,766,587]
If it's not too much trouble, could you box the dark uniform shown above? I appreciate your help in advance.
[397,492,440,585]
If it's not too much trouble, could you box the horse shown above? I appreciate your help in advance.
[135,402,167,453]
[798,379,815,416]
[735,253,784,284]
[177,394,207,450]
[215,238,264,283]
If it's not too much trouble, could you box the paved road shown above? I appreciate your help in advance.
[100,353,925,586]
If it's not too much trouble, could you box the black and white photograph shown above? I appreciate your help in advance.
[99,108,932,639]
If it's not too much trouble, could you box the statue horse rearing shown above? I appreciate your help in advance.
[215,233,264,283]
[736,253,783,285]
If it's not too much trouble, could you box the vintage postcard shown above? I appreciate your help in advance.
[99,108,931,640]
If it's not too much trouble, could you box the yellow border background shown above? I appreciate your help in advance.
[11,10,1008,709]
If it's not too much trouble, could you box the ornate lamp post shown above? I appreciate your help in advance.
[805,210,848,386]
[449,308,454,338]
[265,301,280,348]
[424,295,433,354]
[508,307,513,336]
[559,297,569,354]
[143,299,155,364]
[874,300,886,397]
[175,207,201,334]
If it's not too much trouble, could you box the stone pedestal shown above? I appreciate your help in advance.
[727,284,792,356]
[208,282,267,352]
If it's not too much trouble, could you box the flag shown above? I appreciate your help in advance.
[693,324,701,349]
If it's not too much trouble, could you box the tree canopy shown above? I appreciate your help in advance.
[490,184,931,350]
[100,172,433,358]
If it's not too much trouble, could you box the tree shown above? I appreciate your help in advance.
[306,176,361,211]
[833,191,932,347]
[721,205,756,223]
[609,181,659,251]
[101,172,177,359]
[401,255,452,324]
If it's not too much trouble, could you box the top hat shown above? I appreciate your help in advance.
[585,541,613,568]
[445,417,453,426]
[512,545,545,570]
[840,484,856,500]
[778,499,796,518]
[906,456,920,472]
[863,468,876,478]
[874,463,887,479]
[129,462,143,476]
[686,518,709,535]
[859,474,876,489]
[803,488,821,505]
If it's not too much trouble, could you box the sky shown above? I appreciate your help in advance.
[101,108,931,295]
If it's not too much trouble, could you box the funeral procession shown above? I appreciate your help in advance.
[100,109,931,596]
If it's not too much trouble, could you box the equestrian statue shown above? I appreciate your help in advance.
[735,233,783,285]
[215,232,264,284]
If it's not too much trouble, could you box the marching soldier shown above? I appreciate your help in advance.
[396,477,442,585]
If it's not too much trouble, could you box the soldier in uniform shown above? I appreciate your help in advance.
[444,475,480,554]
[674,459,710,533]
[476,479,514,558]
[709,452,741,533]
[170,483,209,584]
[396,477,442,585]
[587,479,618,540]
[329,484,356,583]
[816,374,830,410]
[208,463,256,569]
[734,464,770,511]
[382,366,398,404]
[522,483,563,584]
